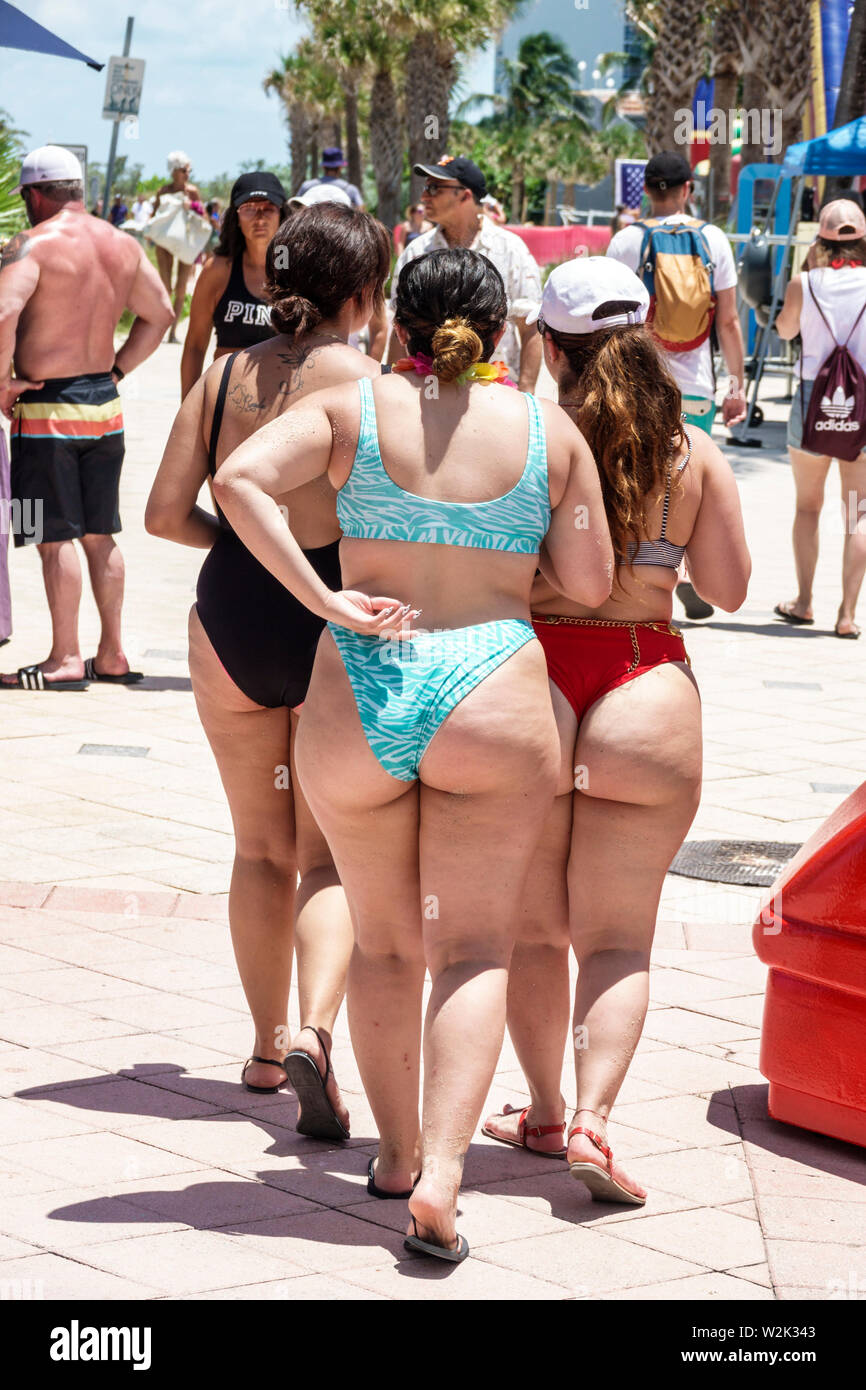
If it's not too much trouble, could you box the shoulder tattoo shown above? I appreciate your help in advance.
[0,232,32,269]
[227,381,267,414]
[275,342,322,401]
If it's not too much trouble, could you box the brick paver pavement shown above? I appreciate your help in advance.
[0,343,864,1300]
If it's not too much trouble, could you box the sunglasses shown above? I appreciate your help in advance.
[422,181,462,196]
[238,200,278,216]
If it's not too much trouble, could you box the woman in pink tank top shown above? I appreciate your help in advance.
[775,199,866,639]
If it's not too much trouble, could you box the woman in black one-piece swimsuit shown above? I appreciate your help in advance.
[147,205,392,1139]
[180,171,289,401]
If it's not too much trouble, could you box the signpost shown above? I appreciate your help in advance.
[101,18,144,219]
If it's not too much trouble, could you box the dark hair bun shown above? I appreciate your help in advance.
[269,292,322,336]
[431,316,483,382]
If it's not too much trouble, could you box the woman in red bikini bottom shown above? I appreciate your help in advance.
[483,258,751,1203]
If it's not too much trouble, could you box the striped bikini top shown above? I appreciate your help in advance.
[622,429,693,569]
[336,376,551,553]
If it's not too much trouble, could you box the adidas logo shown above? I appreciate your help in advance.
[821,386,855,419]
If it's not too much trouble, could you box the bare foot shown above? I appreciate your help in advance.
[407,1165,461,1253]
[292,1025,351,1134]
[567,1112,646,1203]
[242,1057,288,1091]
[482,1101,566,1154]
[89,649,135,678]
[775,600,813,623]
[1,656,85,686]
[835,614,860,638]
[371,1151,421,1195]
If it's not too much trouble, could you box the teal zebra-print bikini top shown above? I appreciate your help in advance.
[336,376,551,553]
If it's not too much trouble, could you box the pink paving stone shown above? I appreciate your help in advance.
[483,1169,696,1226]
[0,1189,188,1249]
[172,894,229,922]
[628,1048,761,1095]
[21,1077,228,1131]
[0,1233,41,1259]
[728,1262,773,1288]
[114,1170,323,1229]
[613,1094,741,1148]
[0,882,51,909]
[39,1035,238,1077]
[0,1096,105,1145]
[3,1131,204,1186]
[0,1003,137,1048]
[476,1224,705,1293]
[749,1165,866,1203]
[766,1240,866,1291]
[226,1207,409,1273]
[624,1147,755,1205]
[44,885,180,916]
[754,1195,866,1244]
[605,1205,766,1269]
[0,1250,161,1299]
[642,1008,759,1048]
[177,1273,391,1300]
[604,1272,774,1300]
[341,1257,568,1301]
[81,1227,308,1295]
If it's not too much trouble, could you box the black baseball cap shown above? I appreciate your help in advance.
[644,152,694,191]
[230,171,287,208]
[413,156,487,200]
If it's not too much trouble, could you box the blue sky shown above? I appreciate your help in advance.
[4,1,495,185]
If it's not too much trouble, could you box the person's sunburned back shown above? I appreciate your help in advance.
[12,210,143,379]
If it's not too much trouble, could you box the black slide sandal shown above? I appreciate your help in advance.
[367,1156,418,1200]
[2,665,89,691]
[403,1216,469,1264]
[284,1027,350,1142]
[240,1055,289,1094]
[84,658,144,684]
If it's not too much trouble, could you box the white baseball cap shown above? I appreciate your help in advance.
[289,184,352,209]
[526,256,650,335]
[15,145,84,193]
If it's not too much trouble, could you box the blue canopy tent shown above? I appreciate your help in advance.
[737,117,866,439]
[0,0,102,69]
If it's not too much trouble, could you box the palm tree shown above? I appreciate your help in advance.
[708,2,741,220]
[629,0,709,156]
[265,47,337,193]
[0,111,27,242]
[737,0,813,164]
[826,0,866,199]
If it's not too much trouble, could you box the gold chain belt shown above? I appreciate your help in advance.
[532,614,687,675]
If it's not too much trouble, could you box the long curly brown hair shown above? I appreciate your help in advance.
[545,321,686,565]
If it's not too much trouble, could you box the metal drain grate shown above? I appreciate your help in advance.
[669,840,802,887]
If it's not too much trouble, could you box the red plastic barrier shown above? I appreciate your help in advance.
[753,783,866,1147]
[504,224,611,266]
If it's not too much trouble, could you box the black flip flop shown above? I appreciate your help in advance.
[774,603,814,626]
[240,1054,289,1094]
[1,665,89,691]
[403,1216,469,1264]
[835,625,860,640]
[676,582,715,621]
[367,1155,418,1200]
[84,658,143,684]
[284,1026,350,1142]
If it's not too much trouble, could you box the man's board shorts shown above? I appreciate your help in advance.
[682,395,717,436]
[10,373,124,549]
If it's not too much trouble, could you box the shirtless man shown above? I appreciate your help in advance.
[0,145,173,689]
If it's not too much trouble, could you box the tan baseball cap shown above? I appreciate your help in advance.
[818,199,866,242]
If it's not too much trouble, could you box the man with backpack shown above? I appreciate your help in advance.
[607,151,747,618]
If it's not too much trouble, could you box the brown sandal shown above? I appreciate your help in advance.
[567,1123,646,1206]
[482,1104,566,1158]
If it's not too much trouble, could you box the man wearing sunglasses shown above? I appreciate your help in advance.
[387,157,542,390]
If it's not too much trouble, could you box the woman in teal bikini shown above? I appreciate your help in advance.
[213,249,613,1262]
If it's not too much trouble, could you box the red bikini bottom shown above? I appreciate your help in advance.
[532,615,690,723]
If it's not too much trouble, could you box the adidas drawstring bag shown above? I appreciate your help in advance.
[801,274,866,461]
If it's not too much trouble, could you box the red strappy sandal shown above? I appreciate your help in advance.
[482,1104,567,1158]
[567,1121,646,1206]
